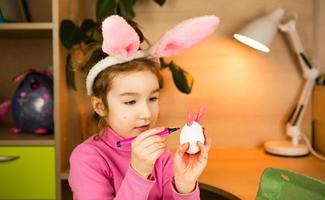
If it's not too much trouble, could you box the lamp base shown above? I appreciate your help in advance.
[264,140,309,157]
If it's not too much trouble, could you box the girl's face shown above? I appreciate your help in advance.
[106,70,160,138]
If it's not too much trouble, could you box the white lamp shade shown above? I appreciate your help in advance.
[234,8,284,52]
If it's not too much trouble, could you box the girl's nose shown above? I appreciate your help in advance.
[139,103,152,120]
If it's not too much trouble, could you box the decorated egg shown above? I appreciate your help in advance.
[179,121,205,154]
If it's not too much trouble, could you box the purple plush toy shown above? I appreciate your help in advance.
[0,69,53,134]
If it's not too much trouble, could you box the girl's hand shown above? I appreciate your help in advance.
[174,129,211,193]
[131,127,167,179]
[173,107,211,193]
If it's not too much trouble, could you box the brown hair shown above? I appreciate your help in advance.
[90,57,162,139]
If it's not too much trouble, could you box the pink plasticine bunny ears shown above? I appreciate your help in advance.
[86,15,220,95]
[187,106,205,126]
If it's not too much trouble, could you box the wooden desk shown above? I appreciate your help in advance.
[199,148,325,200]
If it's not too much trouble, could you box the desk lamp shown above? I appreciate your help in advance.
[234,8,319,156]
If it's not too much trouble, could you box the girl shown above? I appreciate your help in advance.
[69,15,219,199]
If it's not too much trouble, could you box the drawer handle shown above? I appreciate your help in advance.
[0,156,20,162]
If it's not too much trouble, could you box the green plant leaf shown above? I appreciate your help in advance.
[60,20,85,50]
[81,19,101,44]
[77,42,103,72]
[118,0,135,20]
[65,54,76,90]
[153,0,166,6]
[168,61,193,94]
[159,58,169,69]
[316,74,325,85]
[92,28,103,43]
[158,74,164,89]
[96,0,117,22]
[81,19,96,32]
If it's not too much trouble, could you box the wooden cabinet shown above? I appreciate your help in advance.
[0,0,60,199]
[0,1,82,199]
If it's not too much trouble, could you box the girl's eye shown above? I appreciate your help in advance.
[149,97,159,102]
[124,100,136,105]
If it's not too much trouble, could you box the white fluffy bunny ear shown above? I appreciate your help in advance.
[102,15,140,59]
[151,15,220,57]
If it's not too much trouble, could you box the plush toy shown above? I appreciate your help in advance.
[0,69,53,134]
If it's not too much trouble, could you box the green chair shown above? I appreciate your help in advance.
[256,168,325,200]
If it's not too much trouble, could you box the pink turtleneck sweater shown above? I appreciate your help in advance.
[68,128,200,200]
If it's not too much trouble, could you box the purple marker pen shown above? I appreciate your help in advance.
[116,127,180,147]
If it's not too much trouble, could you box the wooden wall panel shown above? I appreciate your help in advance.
[58,0,83,174]
[315,0,325,73]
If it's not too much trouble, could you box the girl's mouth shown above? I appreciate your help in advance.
[135,124,150,132]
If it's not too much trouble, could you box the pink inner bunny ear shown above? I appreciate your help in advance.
[102,15,140,58]
[151,15,220,57]
[187,109,194,126]
[196,106,205,124]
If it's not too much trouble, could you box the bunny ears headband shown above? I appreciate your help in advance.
[86,15,220,95]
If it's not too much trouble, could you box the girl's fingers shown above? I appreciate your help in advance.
[187,110,194,126]
[138,135,166,149]
[142,141,166,155]
[202,128,211,150]
[148,146,166,160]
[197,141,208,161]
[196,106,205,124]
[176,142,189,157]
[133,127,165,144]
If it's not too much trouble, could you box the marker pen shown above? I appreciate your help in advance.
[116,127,179,147]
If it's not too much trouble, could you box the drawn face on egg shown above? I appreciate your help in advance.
[179,121,205,154]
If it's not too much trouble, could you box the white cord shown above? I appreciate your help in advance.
[301,132,325,161]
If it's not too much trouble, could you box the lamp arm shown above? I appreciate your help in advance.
[279,19,319,144]
[279,20,318,77]
[286,79,315,144]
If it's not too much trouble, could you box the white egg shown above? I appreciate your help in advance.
[179,121,205,154]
